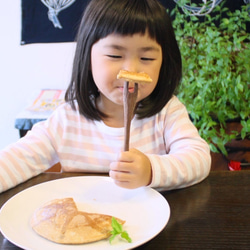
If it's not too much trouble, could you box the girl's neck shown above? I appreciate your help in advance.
[96,96,125,128]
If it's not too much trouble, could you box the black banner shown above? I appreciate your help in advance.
[21,0,249,45]
[21,0,89,45]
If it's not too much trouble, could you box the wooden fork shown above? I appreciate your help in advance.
[123,81,138,151]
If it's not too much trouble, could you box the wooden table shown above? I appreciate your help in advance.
[0,171,249,249]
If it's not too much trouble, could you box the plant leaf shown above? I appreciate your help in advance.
[121,231,132,243]
[109,234,117,244]
[109,217,132,244]
[111,217,122,233]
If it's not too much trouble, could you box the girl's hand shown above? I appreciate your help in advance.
[109,148,152,189]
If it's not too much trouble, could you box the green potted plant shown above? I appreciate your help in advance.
[170,1,250,161]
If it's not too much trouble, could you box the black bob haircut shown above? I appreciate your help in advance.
[65,0,182,120]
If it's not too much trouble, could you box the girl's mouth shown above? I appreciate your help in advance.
[118,86,136,93]
[128,87,135,93]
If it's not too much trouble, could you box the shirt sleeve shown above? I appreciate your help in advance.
[147,97,211,191]
[0,111,60,193]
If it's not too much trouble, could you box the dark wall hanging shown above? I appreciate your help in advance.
[21,0,175,45]
[21,0,248,45]
[21,0,89,45]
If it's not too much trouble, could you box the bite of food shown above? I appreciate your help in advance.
[117,70,152,84]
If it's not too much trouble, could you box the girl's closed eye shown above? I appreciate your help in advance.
[141,57,155,61]
[106,54,122,59]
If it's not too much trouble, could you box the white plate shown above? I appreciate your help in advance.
[0,176,170,250]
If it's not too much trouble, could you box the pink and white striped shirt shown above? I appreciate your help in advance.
[0,96,211,193]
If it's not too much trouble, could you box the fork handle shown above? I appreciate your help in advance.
[123,82,138,151]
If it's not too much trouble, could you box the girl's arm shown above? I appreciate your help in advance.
[110,97,211,191]
[148,98,211,190]
[0,116,60,193]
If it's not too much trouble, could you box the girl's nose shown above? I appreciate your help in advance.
[123,59,139,73]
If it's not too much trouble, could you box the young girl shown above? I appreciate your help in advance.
[0,0,211,193]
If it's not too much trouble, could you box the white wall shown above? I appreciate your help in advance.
[0,1,76,149]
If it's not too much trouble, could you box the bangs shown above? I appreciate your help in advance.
[85,0,166,44]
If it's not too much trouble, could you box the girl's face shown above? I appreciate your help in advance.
[91,32,162,110]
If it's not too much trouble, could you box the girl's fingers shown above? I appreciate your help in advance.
[109,161,132,172]
[110,148,152,189]
[109,169,131,181]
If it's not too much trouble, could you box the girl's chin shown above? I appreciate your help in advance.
[113,100,124,106]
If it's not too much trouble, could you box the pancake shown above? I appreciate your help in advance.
[30,198,125,244]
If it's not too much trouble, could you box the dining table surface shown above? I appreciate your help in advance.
[0,170,249,250]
